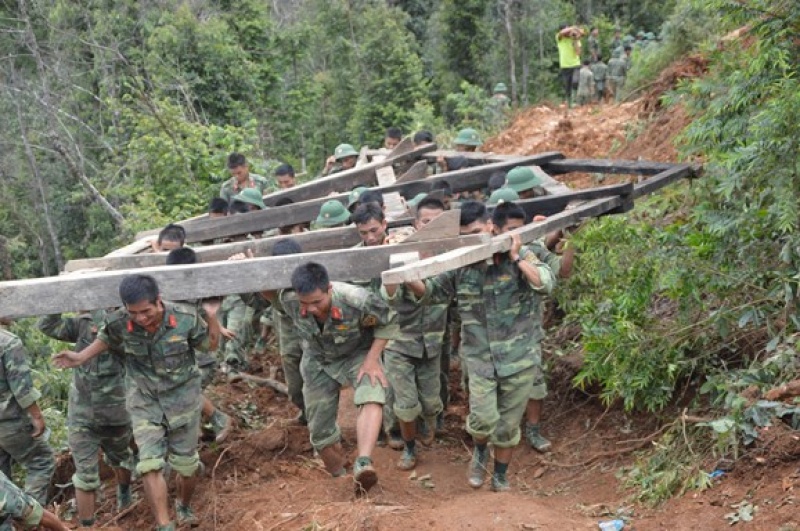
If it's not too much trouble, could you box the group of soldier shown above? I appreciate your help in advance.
[1,130,575,531]
[559,24,649,106]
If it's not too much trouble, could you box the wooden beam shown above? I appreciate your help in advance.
[396,160,428,183]
[260,140,434,206]
[402,210,459,243]
[0,235,490,319]
[632,164,694,199]
[543,159,676,176]
[493,182,634,219]
[129,153,563,246]
[421,151,522,164]
[104,238,153,257]
[381,196,623,285]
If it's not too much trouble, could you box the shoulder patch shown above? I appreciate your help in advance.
[361,315,378,328]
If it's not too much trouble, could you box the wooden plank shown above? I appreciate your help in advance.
[0,235,490,319]
[403,210,459,243]
[376,166,397,187]
[381,196,622,284]
[492,182,634,219]
[396,160,429,183]
[259,140,434,207]
[104,238,153,257]
[383,192,407,221]
[543,159,676,176]
[632,164,693,199]
[421,151,522,164]
[65,226,369,272]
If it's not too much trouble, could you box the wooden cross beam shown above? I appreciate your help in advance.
[543,158,678,176]
[133,153,564,245]
[0,234,489,319]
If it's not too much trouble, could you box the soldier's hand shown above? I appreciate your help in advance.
[30,415,46,438]
[52,350,80,369]
[227,249,254,261]
[325,155,336,168]
[358,358,388,388]
[533,214,547,222]
[509,233,523,259]
[220,327,237,340]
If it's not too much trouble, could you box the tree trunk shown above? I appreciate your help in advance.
[503,0,518,105]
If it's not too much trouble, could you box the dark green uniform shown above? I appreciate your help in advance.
[98,302,208,478]
[0,330,55,505]
[37,313,132,493]
[0,470,45,531]
[219,174,271,205]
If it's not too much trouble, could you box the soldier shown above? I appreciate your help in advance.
[152,223,186,253]
[587,27,600,62]
[390,201,554,491]
[0,471,68,531]
[505,166,545,200]
[413,130,434,148]
[0,327,55,506]
[608,48,628,103]
[384,127,403,150]
[487,83,510,126]
[220,152,271,205]
[208,198,228,219]
[165,248,234,444]
[347,187,370,213]
[610,28,622,55]
[487,187,520,205]
[576,60,595,106]
[37,310,134,527]
[314,200,351,229]
[274,164,296,190]
[453,128,482,152]
[322,144,359,177]
[276,263,397,493]
[380,199,448,470]
[53,274,221,531]
[230,187,266,212]
[591,57,608,102]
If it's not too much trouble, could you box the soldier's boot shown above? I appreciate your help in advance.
[318,444,347,477]
[210,410,234,444]
[385,429,404,451]
[397,421,418,470]
[525,423,552,453]
[436,412,446,435]
[467,446,489,489]
[490,472,511,492]
[116,484,132,511]
[155,523,176,531]
[396,445,417,471]
[79,518,96,528]
[419,416,437,446]
[353,456,378,495]
[175,501,199,527]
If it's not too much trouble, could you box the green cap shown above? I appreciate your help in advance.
[505,167,542,193]
[232,187,266,210]
[454,128,483,147]
[407,192,428,208]
[493,82,508,94]
[315,200,350,227]
[487,187,520,205]
[334,143,359,161]
[347,186,369,208]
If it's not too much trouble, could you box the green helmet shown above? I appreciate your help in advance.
[454,128,483,147]
[493,82,508,94]
[334,143,359,161]
[645,32,655,40]
[232,187,266,210]
[407,192,428,208]
[505,166,542,193]
[315,200,350,227]
[347,186,369,208]
[636,30,645,38]
[487,187,520,205]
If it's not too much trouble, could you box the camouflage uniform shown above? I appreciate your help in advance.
[37,313,133,493]
[590,60,608,101]
[608,55,627,103]
[220,295,255,368]
[0,470,44,531]
[576,66,594,106]
[527,241,563,400]
[423,246,554,448]
[219,173,271,205]
[277,282,398,451]
[0,330,55,505]
[588,34,600,61]
[381,285,446,423]
[98,302,208,478]
[173,300,219,388]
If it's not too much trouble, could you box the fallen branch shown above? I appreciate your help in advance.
[229,372,289,395]
[764,379,800,401]
[101,499,142,527]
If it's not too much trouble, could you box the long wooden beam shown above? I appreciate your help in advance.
[381,196,624,285]
[132,153,563,245]
[632,163,694,198]
[543,159,677,176]
[0,235,490,319]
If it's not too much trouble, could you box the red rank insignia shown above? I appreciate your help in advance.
[126,320,134,333]
[168,314,177,327]
[331,307,343,321]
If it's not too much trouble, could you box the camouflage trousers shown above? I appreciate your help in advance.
[276,312,304,414]
[301,352,386,452]
[69,423,133,492]
[577,91,593,105]
[221,295,255,366]
[0,417,55,505]
[132,410,201,478]
[197,350,218,389]
[466,365,535,448]
[440,326,453,411]
[0,471,43,530]
[608,76,624,102]
[383,349,442,423]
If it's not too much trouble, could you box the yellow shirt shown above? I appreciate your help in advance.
[557,34,581,68]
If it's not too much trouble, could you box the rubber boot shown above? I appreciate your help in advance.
[318,444,346,477]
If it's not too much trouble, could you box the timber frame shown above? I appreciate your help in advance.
[0,140,700,319]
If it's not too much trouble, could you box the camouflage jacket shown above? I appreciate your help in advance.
[588,35,600,58]
[239,292,305,359]
[173,299,218,368]
[37,312,129,427]
[0,470,42,528]
[423,244,555,378]
[278,282,398,362]
[98,302,208,427]
[591,61,608,82]
[381,284,449,359]
[608,57,627,78]
[0,329,41,422]
[577,67,594,95]
[219,173,271,204]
